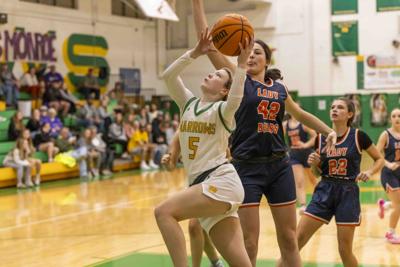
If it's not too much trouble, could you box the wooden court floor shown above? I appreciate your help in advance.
[0,166,399,267]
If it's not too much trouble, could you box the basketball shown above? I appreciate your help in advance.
[211,14,254,56]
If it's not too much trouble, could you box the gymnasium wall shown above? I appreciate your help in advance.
[0,0,166,93]
[164,0,400,141]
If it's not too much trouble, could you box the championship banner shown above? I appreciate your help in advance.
[364,54,400,89]
[332,21,358,56]
[332,0,358,15]
[377,0,400,12]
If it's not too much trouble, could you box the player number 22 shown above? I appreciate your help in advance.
[257,100,280,121]
[328,158,348,176]
[188,136,200,160]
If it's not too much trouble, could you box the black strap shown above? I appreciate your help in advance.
[190,162,228,187]
[232,152,287,164]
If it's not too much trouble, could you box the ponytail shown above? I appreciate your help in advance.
[265,68,283,81]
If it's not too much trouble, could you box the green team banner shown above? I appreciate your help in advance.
[332,0,358,15]
[377,0,400,12]
[332,21,358,56]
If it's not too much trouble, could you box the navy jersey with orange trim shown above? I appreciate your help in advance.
[384,130,400,163]
[286,122,308,147]
[317,128,370,181]
[231,76,287,160]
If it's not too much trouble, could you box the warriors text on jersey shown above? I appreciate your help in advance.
[179,98,231,184]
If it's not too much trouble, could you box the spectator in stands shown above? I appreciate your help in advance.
[43,78,71,117]
[149,103,159,123]
[20,66,41,99]
[39,105,50,124]
[33,122,59,162]
[89,126,113,176]
[107,81,124,103]
[8,111,24,140]
[80,68,100,99]
[44,65,63,89]
[55,127,88,179]
[162,101,173,119]
[166,120,179,145]
[97,95,112,133]
[108,109,128,154]
[22,129,41,186]
[79,128,100,178]
[26,109,41,137]
[3,138,33,188]
[139,107,150,126]
[128,122,158,170]
[124,113,136,140]
[77,95,100,129]
[151,111,164,138]
[150,120,168,165]
[45,108,63,138]
[0,64,19,107]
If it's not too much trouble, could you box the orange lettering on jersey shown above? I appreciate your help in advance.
[257,88,279,99]
[257,122,279,134]
[327,147,348,157]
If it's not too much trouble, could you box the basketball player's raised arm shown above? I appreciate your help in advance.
[162,52,196,109]
[192,0,236,72]
[284,90,337,149]
[220,39,253,124]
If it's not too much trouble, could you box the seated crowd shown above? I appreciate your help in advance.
[1,64,179,189]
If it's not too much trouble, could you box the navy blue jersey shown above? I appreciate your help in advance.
[231,76,287,160]
[384,130,400,163]
[286,121,309,148]
[317,128,368,181]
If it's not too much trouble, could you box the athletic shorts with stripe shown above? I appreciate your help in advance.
[289,148,313,168]
[232,156,296,207]
[305,179,361,226]
[381,167,400,192]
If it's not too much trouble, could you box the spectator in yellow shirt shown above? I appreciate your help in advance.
[128,122,158,171]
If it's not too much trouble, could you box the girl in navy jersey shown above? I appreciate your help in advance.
[283,114,317,214]
[297,98,384,266]
[376,108,400,244]
[192,1,337,266]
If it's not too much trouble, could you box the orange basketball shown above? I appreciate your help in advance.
[211,14,254,56]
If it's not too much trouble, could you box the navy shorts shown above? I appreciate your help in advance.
[305,178,361,226]
[232,156,296,207]
[381,167,400,192]
[289,149,312,168]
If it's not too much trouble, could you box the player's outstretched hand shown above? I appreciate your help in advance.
[237,37,254,69]
[190,27,216,59]
[356,170,371,182]
[325,131,337,153]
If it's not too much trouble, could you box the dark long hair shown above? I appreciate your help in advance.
[255,39,283,82]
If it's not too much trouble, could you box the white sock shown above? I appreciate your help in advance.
[389,228,396,234]
[384,201,392,210]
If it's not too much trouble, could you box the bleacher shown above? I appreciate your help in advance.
[0,97,140,189]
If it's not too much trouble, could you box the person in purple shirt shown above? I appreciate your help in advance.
[44,65,63,88]
[45,108,63,137]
